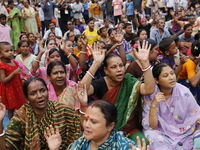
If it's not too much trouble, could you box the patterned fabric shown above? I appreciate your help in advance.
[142,83,200,149]
[193,128,200,149]
[5,101,81,150]
[0,60,27,109]
[68,129,136,150]
[48,80,80,110]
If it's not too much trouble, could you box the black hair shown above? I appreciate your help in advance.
[48,48,60,57]
[159,38,174,54]
[23,77,47,98]
[191,40,200,57]
[0,14,6,19]
[44,39,56,47]
[108,28,117,36]
[67,20,75,25]
[8,0,14,5]
[97,27,106,35]
[48,22,55,26]
[74,34,81,42]
[152,62,171,80]
[169,35,179,44]
[130,37,140,46]
[145,38,157,51]
[0,41,11,51]
[103,53,121,67]
[27,33,34,38]
[86,17,94,24]
[183,23,192,31]
[194,32,200,40]
[93,40,106,47]
[66,32,74,39]
[123,23,132,29]
[89,100,117,127]
[48,32,56,37]
[47,61,66,76]
[18,40,30,48]
[137,29,146,37]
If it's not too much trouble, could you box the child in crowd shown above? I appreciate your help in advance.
[178,40,200,105]
[159,38,187,76]
[0,42,27,119]
[0,14,12,45]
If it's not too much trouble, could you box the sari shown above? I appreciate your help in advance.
[48,80,80,111]
[142,83,200,149]
[68,129,136,150]
[7,8,21,50]
[102,73,146,143]
[22,6,38,34]
[5,101,81,150]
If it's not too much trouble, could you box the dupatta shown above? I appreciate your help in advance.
[103,73,141,130]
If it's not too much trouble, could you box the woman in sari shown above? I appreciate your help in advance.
[81,40,155,144]
[142,62,200,149]
[22,0,38,34]
[7,0,22,50]
[47,61,79,110]
[0,77,81,150]
[89,0,103,19]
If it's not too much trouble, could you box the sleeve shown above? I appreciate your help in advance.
[91,78,108,99]
[43,30,50,40]
[150,29,156,41]
[57,28,62,37]
[186,60,197,79]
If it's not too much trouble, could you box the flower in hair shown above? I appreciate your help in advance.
[194,46,198,51]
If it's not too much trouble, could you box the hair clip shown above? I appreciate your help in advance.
[134,44,138,49]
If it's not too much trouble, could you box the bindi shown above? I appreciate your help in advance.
[86,116,90,119]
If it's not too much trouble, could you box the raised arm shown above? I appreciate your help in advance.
[79,35,88,71]
[134,41,155,95]
[133,9,140,27]
[81,42,106,95]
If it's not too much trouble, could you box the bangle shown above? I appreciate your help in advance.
[80,51,87,54]
[87,71,94,78]
[141,64,151,72]
[34,58,40,62]
[0,130,5,137]
[117,42,123,46]
[79,109,86,115]
[150,104,157,108]
[67,53,72,58]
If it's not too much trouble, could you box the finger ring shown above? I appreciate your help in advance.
[81,91,85,96]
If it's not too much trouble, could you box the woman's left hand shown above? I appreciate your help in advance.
[129,136,150,150]
[44,125,61,150]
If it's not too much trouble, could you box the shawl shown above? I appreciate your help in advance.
[142,83,200,140]
[5,101,81,150]
[68,129,136,150]
[48,80,80,111]
[103,73,141,131]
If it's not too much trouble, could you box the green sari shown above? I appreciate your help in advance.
[8,8,21,50]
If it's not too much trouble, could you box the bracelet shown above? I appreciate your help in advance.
[141,64,151,72]
[0,130,5,137]
[87,71,94,78]
[34,58,40,62]
[67,53,72,58]
[80,51,87,54]
[79,109,86,115]
[117,42,123,46]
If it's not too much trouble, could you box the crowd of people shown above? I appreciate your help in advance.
[1,0,200,149]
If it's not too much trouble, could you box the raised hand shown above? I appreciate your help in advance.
[133,40,151,64]
[39,40,46,54]
[152,92,165,107]
[44,125,61,150]
[179,53,187,64]
[129,136,150,150]
[92,42,106,65]
[75,82,88,106]
[116,31,124,43]
[0,97,6,122]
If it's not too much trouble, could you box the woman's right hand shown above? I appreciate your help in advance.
[129,136,150,150]
[44,125,61,150]
[92,42,106,65]
[152,92,165,107]
[0,96,6,122]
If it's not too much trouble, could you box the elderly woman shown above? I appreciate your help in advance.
[0,77,81,150]
[142,62,200,149]
[80,40,155,144]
